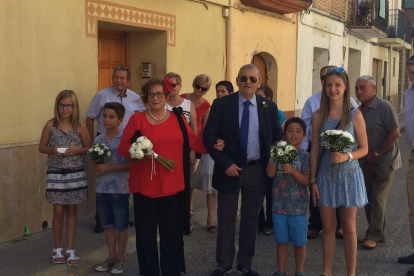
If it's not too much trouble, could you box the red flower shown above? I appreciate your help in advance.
[163,77,174,94]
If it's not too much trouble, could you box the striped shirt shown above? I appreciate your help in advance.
[404,86,414,150]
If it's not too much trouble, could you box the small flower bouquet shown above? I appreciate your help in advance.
[88,143,112,164]
[129,136,176,172]
[320,129,356,167]
[270,141,298,178]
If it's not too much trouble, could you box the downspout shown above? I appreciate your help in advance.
[388,45,393,102]
[225,0,234,81]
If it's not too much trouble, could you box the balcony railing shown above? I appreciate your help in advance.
[352,0,388,34]
[239,0,312,14]
[389,9,412,44]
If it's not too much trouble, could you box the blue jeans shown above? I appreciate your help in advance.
[96,193,129,231]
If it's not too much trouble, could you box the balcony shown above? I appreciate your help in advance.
[348,0,388,39]
[239,0,312,14]
[378,9,412,50]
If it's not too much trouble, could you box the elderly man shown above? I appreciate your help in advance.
[86,65,146,233]
[355,75,401,249]
[399,56,414,276]
[203,64,283,276]
[301,65,359,239]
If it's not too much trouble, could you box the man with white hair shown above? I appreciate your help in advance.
[355,75,401,249]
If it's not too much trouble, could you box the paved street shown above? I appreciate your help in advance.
[85,127,414,275]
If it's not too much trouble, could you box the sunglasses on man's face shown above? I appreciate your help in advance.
[239,75,258,83]
[171,83,179,88]
[195,84,208,92]
[327,67,346,74]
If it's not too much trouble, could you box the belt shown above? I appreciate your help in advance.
[247,159,261,166]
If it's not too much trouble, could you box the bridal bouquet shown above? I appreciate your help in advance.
[129,136,176,172]
[320,130,356,167]
[88,143,112,164]
[270,141,298,178]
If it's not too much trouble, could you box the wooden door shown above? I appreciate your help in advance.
[98,29,130,90]
[252,54,267,84]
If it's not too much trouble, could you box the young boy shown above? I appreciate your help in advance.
[94,102,130,275]
[266,117,310,276]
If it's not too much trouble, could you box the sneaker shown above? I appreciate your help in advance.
[399,253,414,264]
[271,271,286,276]
[95,258,115,272]
[294,272,306,276]
[111,259,126,275]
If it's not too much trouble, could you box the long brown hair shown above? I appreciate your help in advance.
[318,69,351,130]
[54,90,80,130]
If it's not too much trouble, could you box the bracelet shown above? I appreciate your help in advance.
[308,180,317,187]
[346,152,354,162]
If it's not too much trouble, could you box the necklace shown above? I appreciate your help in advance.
[148,108,166,121]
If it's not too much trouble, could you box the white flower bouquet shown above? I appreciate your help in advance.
[129,136,176,172]
[320,129,356,167]
[88,143,111,164]
[270,141,298,178]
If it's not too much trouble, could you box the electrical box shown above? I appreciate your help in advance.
[142,63,152,78]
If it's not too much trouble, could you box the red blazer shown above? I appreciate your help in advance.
[119,111,207,198]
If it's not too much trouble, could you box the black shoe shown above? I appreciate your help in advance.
[408,266,414,276]
[210,267,232,276]
[94,224,104,233]
[399,253,414,264]
[236,265,261,276]
[128,220,135,227]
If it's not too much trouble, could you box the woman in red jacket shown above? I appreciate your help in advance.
[119,78,221,276]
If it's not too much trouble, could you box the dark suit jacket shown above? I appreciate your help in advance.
[202,92,284,193]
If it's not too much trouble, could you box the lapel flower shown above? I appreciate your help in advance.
[261,101,268,112]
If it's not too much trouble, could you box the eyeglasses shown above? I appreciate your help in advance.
[58,103,74,109]
[148,92,165,99]
[195,84,208,92]
[239,75,258,83]
[327,67,346,74]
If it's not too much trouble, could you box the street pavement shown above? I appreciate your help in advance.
[0,115,413,276]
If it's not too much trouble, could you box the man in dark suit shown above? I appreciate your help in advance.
[203,64,284,276]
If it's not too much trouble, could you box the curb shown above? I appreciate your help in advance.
[32,236,137,276]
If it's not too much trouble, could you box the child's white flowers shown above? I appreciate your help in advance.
[320,129,356,167]
[270,141,298,178]
[88,143,112,164]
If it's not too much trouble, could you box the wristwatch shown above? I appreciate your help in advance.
[374,151,380,157]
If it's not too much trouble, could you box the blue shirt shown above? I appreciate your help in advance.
[300,91,359,150]
[404,85,414,150]
[93,132,129,194]
[272,149,310,216]
[238,93,260,161]
[278,110,287,126]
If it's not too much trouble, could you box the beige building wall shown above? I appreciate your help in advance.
[0,0,226,242]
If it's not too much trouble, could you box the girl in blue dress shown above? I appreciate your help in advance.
[310,67,368,276]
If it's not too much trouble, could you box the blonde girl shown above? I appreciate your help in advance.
[39,90,91,266]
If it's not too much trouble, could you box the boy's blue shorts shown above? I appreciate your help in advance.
[272,213,308,247]
[96,193,129,231]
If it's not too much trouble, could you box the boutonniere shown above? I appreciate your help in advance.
[261,101,268,112]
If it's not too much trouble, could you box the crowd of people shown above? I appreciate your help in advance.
[38,58,414,276]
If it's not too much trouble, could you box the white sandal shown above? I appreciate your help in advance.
[52,248,65,264]
[65,249,79,267]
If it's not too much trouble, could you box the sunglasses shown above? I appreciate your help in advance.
[170,83,179,88]
[326,67,346,74]
[195,84,208,92]
[239,75,258,83]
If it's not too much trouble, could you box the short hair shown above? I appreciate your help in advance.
[407,56,414,66]
[112,65,131,81]
[283,117,306,134]
[192,74,212,90]
[238,64,261,78]
[215,81,234,93]
[257,84,274,100]
[141,78,167,104]
[320,65,335,76]
[104,102,126,119]
[356,75,376,86]
[165,72,182,84]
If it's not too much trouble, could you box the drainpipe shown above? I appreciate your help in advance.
[388,45,393,102]
[225,0,234,81]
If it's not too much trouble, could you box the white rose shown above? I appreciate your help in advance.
[99,150,104,155]
[140,139,153,149]
[133,143,142,151]
[129,147,135,155]
[137,136,147,143]
[277,141,287,147]
[136,150,145,159]
[94,147,100,152]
